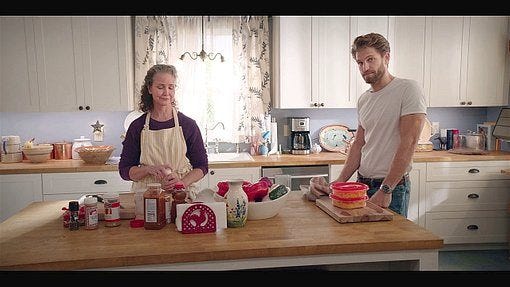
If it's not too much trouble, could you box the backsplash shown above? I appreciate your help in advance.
[1,106,509,158]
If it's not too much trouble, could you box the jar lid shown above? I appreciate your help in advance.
[147,183,162,188]
[84,196,97,205]
[329,182,368,192]
[73,135,91,142]
[68,200,80,211]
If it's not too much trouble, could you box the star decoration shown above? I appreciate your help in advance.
[91,120,104,133]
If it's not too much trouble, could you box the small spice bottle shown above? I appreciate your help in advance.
[68,201,80,231]
[171,183,187,224]
[84,196,99,230]
[162,188,173,224]
[103,192,121,227]
[144,183,166,230]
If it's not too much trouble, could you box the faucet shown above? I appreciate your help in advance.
[204,121,225,153]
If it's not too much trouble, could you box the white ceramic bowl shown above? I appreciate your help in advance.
[247,186,291,220]
[22,145,53,163]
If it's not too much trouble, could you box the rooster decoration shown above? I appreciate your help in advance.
[181,204,217,234]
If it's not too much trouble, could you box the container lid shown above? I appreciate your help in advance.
[73,135,91,142]
[84,196,97,205]
[147,183,162,188]
[68,200,80,211]
[329,182,368,192]
[102,192,119,199]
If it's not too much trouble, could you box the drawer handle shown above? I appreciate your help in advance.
[467,193,479,199]
[467,225,479,230]
[94,179,108,185]
[210,170,215,175]
[468,168,479,173]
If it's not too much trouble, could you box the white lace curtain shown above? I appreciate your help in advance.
[134,16,270,143]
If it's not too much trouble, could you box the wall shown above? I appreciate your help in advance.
[1,106,509,158]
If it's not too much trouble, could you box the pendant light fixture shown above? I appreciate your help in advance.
[179,16,225,62]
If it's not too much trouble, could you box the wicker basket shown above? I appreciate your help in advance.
[75,145,115,164]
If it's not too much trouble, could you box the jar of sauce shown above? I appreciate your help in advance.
[103,192,121,227]
[144,183,166,230]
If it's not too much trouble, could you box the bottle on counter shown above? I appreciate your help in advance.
[103,192,121,227]
[134,190,145,220]
[162,188,173,224]
[144,183,166,230]
[224,179,248,228]
[68,201,80,231]
[84,196,98,230]
[171,183,187,224]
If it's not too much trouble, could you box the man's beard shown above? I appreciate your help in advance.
[362,65,385,84]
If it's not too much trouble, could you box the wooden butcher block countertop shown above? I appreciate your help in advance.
[1,151,509,174]
[0,192,443,270]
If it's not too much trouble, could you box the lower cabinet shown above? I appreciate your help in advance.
[196,167,261,192]
[42,171,132,201]
[0,174,43,223]
[424,161,510,245]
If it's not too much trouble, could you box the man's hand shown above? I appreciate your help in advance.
[368,189,391,208]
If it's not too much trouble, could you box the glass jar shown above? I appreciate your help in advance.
[84,196,99,230]
[171,183,187,224]
[144,183,166,230]
[103,192,121,227]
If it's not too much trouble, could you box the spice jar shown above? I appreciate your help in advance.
[171,183,187,224]
[144,183,166,230]
[68,201,80,231]
[103,192,121,227]
[84,196,99,230]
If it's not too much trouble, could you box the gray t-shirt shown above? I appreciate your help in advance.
[357,77,427,178]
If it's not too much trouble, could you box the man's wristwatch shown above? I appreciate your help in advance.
[380,184,393,194]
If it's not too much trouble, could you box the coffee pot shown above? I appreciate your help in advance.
[459,131,486,150]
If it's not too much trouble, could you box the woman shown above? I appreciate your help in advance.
[119,64,208,201]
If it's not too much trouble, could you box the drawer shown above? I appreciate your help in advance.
[426,180,510,212]
[425,210,510,244]
[42,171,132,200]
[427,161,510,181]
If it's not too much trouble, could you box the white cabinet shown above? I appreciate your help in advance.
[272,16,354,108]
[424,161,510,244]
[42,171,132,201]
[197,167,261,192]
[0,16,134,112]
[0,174,43,223]
[426,16,509,107]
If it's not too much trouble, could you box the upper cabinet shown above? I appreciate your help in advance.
[272,16,354,109]
[424,16,509,107]
[0,16,134,112]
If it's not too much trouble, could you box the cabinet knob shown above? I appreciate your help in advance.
[319,103,324,107]
[78,106,84,110]
[94,179,107,185]
[210,170,215,175]
[460,101,466,105]
[467,193,479,199]
[468,168,480,173]
[467,101,472,105]
[85,106,90,110]
[313,103,318,107]
[467,224,479,230]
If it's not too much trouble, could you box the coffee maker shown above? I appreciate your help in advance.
[291,117,311,155]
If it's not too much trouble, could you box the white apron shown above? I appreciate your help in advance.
[131,107,197,200]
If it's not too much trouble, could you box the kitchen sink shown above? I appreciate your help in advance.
[207,152,253,162]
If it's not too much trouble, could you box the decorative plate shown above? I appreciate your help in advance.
[318,124,354,152]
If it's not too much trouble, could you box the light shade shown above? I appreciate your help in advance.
[180,16,225,63]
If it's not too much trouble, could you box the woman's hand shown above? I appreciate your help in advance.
[161,170,186,191]
[144,164,173,181]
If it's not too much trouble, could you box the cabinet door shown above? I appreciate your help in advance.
[391,17,427,103]
[272,16,312,109]
[408,162,426,226]
[34,16,85,112]
[313,16,353,108]
[0,17,39,112]
[426,16,465,107]
[207,167,261,191]
[350,16,392,101]
[465,16,509,106]
[80,16,134,111]
[42,171,132,201]
[0,174,43,223]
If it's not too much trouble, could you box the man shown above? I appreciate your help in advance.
[333,33,427,216]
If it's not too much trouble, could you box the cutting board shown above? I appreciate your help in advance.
[316,197,393,223]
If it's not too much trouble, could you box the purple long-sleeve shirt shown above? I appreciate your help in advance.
[119,112,208,181]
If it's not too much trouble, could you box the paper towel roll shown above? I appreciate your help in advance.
[269,120,278,154]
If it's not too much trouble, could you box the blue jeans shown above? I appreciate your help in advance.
[357,174,411,217]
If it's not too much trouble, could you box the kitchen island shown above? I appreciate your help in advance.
[0,192,443,271]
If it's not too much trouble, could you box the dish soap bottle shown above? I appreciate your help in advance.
[224,179,248,228]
